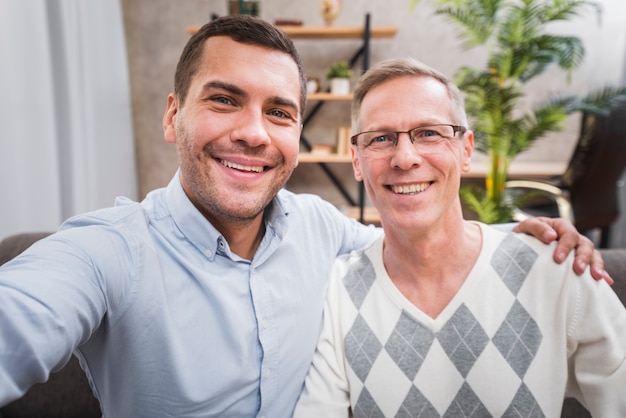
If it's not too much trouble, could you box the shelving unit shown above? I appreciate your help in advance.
[285,15,397,224]
[276,25,398,39]
[184,24,397,39]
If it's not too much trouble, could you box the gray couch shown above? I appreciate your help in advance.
[0,232,624,417]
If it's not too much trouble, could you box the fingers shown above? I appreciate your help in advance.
[566,234,593,272]
[588,249,614,285]
[513,217,558,244]
[515,217,612,283]
[517,217,578,261]
[554,228,613,284]
[546,218,580,263]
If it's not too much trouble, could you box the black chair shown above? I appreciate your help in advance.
[505,102,626,247]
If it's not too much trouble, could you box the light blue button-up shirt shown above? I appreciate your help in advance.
[0,172,380,417]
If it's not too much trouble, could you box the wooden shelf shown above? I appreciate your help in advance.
[299,153,352,163]
[277,25,398,39]
[308,92,352,101]
[466,161,566,179]
[345,206,380,224]
[185,25,398,39]
[297,156,565,178]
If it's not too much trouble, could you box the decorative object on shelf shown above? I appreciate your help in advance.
[336,126,352,156]
[320,0,341,26]
[227,0,259,16]
[274,19,303,26]
[326,61,352,95]
[311,144,334,154]
[412,0,626,224]
[306,77,320,94]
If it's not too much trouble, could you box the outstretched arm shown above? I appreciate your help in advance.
[514,217,612,284]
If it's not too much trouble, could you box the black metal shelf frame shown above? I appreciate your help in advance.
[299,14,372,222]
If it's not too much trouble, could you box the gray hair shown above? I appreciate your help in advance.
[351,57,467,131]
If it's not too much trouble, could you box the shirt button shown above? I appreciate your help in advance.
[264,369,272,378]
[204,249,212,257]
[261,319,268,329]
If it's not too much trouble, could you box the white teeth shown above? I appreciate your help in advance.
[391,183,429,194]
[220,159,264,173]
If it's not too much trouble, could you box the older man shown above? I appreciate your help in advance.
[295,58,626,416]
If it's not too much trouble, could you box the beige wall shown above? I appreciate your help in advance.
[122,0,626,208]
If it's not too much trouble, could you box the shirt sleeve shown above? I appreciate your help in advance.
[323,202,382,256]
[0,224,135,404]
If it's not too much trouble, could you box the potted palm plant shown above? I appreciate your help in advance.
[411,0,626,223]
[327,61,353,95]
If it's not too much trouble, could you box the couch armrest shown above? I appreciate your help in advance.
[0,232,53,266]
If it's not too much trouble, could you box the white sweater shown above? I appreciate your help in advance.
[295,223,626,417]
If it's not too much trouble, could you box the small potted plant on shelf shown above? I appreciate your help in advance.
[327,61,352,95]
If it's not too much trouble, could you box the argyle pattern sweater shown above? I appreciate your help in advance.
[294,223,626,417]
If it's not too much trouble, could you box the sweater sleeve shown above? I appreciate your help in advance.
[294,260,352,417]
[566,272,626,416]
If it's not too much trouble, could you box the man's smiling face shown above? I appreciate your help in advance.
[163,36,303,224]
[351,75,473,233]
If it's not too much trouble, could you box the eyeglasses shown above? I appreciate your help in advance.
[350,124,467,156]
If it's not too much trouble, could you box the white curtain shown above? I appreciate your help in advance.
[0,0,136,240]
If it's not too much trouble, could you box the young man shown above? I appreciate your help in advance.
[294,58,626,416]
[0,16,609,417]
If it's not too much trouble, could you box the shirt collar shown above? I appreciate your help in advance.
[165,170,290,260]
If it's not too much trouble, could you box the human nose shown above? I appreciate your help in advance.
[390,131,423,168]
[230,110,272,147]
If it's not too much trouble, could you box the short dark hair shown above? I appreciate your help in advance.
[175,15,307,117]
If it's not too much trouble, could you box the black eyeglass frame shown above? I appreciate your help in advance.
[350,124,467,146]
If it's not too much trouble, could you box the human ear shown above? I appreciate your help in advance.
[351,146,363,181]
[163,94,179,144]
[461,130,474,173]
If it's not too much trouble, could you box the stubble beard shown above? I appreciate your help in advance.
[178,138,291,225]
